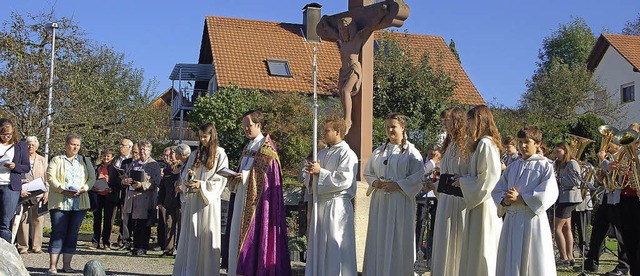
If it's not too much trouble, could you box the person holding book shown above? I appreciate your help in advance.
[16,136,48,254]
[224,110,291,276]
[492,126,558,275]
[89,149,120,250]
[431,106,469,276]
[46,133,96,274]
[173,122,228,276]
[122,141,160,256]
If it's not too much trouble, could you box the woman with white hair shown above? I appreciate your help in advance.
[16,136,48,254]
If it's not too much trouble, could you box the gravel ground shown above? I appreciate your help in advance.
[20,236,306,276]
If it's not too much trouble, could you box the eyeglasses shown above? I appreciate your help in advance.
[120,144,130,148]
[132,151,140,154]
[0,134,12,138]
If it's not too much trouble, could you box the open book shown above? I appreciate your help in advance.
[93,178,109,191]
[215,167,238,178]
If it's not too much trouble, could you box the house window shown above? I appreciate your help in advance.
[266,59,292,77]
[622,83,635,103]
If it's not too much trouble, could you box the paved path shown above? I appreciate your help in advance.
[21,237,306,276]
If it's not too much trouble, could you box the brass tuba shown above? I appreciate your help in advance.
[567,134,596,198]
[612,129,640,190]
[598,125,619,155]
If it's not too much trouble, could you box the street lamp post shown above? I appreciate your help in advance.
[44,22,59,161]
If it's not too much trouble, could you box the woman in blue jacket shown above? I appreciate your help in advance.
[0,118,30,243]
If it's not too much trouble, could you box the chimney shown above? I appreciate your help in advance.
[303,3,322,43]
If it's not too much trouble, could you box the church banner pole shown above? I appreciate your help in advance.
[311,46,319,271]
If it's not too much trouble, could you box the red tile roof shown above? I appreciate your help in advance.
[202,16,484,105]
[587,34,640,72]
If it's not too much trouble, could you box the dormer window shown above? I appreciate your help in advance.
[266,59,292,77]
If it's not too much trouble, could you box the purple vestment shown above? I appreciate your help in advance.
[235,135,292,276]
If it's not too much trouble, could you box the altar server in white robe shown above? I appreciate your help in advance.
[431,106,469,276]
[457,105,503,276]
[173,123,228,276]
[304,117,358,276]
[363,113,425,276]
[492,126,558,276]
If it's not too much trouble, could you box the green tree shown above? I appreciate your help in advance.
[488,100,527,139]
[536,17,595,70]
[190,86,271,168]
[0,11,163,158]
[622,13,640,35]
[448,39,461,64]
[373,32,457,152]
[520,17,617,142]
[191,85,340,176]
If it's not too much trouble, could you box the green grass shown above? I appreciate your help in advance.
[557,238,620,275]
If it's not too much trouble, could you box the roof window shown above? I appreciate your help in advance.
[266,59,292,77]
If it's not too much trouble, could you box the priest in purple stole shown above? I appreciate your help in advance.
[226,110,291,276]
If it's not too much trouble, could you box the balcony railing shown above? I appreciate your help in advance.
[171,88,209,119]
[162,124,199,142]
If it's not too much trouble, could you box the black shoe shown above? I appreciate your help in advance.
[133,249,147,256]
[604,270,627,276]
[583,261,598,273]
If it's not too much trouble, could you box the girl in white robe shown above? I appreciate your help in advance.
[458,105,502,276]
[173,123,228,276]
[363,113,425,276]
[492,125,558,276]
[431,106,468,276]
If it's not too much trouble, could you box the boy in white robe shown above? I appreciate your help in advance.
[492,126,559,276]
[304,118,358,276]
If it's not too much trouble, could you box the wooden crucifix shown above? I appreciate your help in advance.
[316,0,409,179]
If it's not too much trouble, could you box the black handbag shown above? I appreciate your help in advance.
[437,173,464,198]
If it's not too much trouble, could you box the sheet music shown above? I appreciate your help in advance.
[22,178,47,192]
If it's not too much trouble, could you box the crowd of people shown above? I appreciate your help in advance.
[2,103,640,276]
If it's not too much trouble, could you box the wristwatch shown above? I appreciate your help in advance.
[500,199,511,207]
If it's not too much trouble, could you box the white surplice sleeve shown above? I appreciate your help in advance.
[363,146,383,186]
[460,138,501,209]
[396,147,425,198]
[316,149,358,195]
[521,162,559,215]
[492,163,512,206]
[198,149,229,207]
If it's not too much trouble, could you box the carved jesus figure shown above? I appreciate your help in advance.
[319,2,393,134]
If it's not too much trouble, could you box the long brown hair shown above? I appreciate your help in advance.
[441,106,467,157]
[194,122,218,170]
[0,118,19,144]
[554,142,573,169]
[466,105,503,156]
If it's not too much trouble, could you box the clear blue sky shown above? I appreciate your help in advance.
[3,0,639,107]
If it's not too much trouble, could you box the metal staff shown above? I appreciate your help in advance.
[310,46,319,273]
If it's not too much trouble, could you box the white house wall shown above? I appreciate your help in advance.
[593,46,640,129]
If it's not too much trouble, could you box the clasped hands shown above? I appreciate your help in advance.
[62,187,86,197]
[122,178,143,190]
[501,187,522,206]
[373,178,401,193]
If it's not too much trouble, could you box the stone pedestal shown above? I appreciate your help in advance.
[354,181,372,272]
